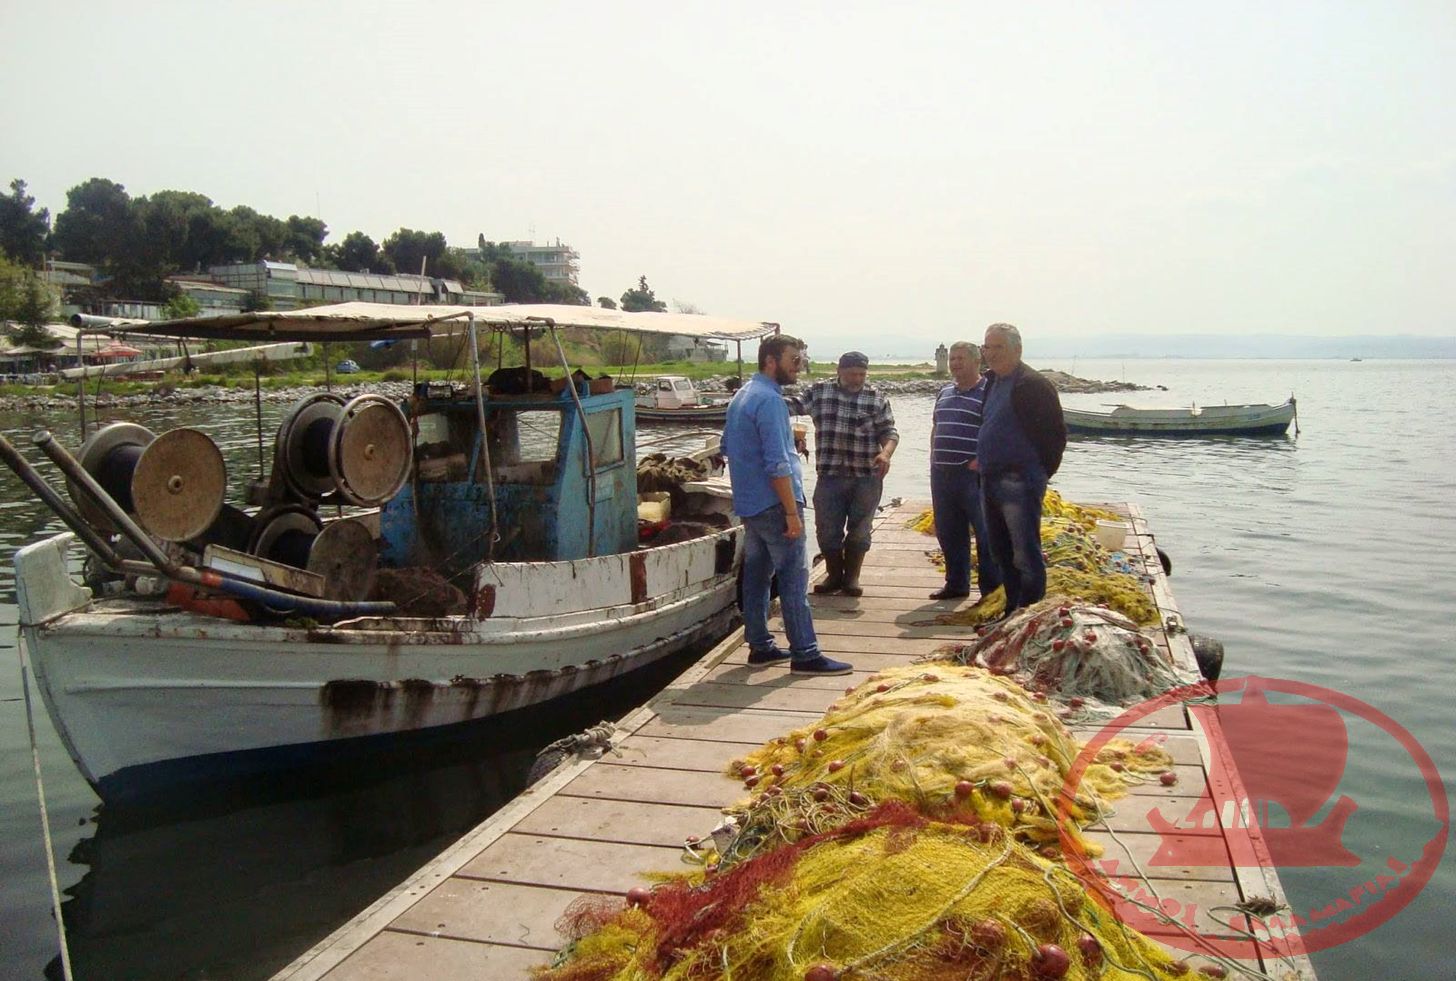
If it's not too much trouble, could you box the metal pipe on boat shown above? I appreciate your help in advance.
[32,430,181,577]
[0,432,126,568]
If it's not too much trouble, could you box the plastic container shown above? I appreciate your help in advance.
[637,491,671,524]
[1094,519,1130,552]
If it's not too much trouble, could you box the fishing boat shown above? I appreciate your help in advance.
[634,375,731,424]
[1063,398,1297,437]
[4,302,777,801]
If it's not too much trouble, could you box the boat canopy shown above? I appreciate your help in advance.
[108,301,781,344]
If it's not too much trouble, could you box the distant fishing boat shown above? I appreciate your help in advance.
[1064,398,1297,437]
[634,375,730,424]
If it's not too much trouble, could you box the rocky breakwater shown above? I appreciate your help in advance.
[703,370,1149,397]
[0,380,420,413]
[0,370,1148,414]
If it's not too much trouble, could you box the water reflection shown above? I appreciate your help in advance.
[50,640,713,981]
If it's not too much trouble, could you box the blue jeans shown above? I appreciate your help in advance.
[930,465,999,595]
[981,469,1048,612]
[813,474,883,556]
[741,504,822,661]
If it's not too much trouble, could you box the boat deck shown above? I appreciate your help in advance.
[275,501,1315,980]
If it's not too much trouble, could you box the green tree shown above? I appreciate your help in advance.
[620,275,667,312]
[381,228,450,278]
[597,296,617,310]
[162,292,201,319]
[0,252,60,341]
[0,179,49,266]
[52,177,136,265]
[228,205,289,260]
[328,230,390,272]
[285,215,328,264]
[549,282,590,305]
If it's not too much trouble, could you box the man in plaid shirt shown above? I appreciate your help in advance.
[784,351,899,597]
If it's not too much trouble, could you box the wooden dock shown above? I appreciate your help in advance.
[274,501,1315,980]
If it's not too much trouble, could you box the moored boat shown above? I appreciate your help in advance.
[1064,397,1296,437]
[634,374,730,424]
[6,302,778,801]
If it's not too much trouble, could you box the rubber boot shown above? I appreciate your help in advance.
[840,550,866,597]
[814,551,845,594]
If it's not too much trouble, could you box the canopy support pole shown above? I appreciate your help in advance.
[549,325,596,557]
[466,313,499,561]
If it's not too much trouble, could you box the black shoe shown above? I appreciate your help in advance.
[747,646,792,666]
[790,654,854,676]
[929,587,970,600]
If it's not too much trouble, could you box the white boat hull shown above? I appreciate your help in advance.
[1064,400,1295,436]
[16,527,742,799]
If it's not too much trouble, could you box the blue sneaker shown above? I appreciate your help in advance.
[790,654,853,676]
[747,646,792,666]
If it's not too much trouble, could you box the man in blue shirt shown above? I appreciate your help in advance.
[929,341,999,600]
[723,334,852,676]
[978,323,1067,614]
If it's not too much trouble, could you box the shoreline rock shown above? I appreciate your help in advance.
[0,370,1147,413]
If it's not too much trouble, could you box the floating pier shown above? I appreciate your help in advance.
[274,501,1315,980]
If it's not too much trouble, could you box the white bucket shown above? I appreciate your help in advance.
[1094,519,1130,552]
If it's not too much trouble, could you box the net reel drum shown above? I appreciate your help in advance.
[274,393,411,506]
[248,505,378,601]
[69,422,227,543]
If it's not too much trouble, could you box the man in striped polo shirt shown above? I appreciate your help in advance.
[928,341,1000,600]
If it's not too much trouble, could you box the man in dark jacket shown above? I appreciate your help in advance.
[977,323,1067,614]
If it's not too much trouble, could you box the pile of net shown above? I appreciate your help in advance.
[907,491,1158,627]
[716,665,1171,866]
[535,803,1217,980]
[638,452,721,512]
[931,600,1191,716]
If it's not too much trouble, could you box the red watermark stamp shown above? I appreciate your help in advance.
[1058,675,1447,958]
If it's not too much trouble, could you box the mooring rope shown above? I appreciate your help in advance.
[17,643,74,980]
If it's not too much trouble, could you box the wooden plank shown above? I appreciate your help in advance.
[1082,829,1237,882]
[1124,763,1208,799]
[390,878,578,949]
[637,704,819,744]
[670,680,840,714]
[704,662,880,692]
[327,932,547,980]
[806,605,962,625]
[1095,875,1250,939]
[513,796,723,848]
[1092,795,1224,836]
[559,763,741,809]
[458,833,685,892]
[612,734,761,772]
[720,649,923,676]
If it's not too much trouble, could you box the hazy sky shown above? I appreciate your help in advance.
[3,2,1453,346]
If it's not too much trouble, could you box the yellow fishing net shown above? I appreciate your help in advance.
[908,492,1158,626]
[719,665,1171,864]
[538,807,1214,980]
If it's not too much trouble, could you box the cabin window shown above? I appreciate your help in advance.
[659,379,672,391]
[413,412,473,482]
[479,409,557,484]
[586,409,624,469]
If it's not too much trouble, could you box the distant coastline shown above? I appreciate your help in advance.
[838,334,1456,361]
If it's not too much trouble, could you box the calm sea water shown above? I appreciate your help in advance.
[2,358,1452,979]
